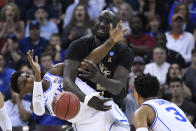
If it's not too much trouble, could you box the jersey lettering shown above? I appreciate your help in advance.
[165,107,187,122]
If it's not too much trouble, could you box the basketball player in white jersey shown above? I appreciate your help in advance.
[132,73,196,131]
[10,21,130,131]
[0,92,12,131]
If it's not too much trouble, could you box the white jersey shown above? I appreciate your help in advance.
[42,72,129,130]
[142,99,196,131]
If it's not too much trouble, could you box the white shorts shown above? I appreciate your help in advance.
[72,101,130,131]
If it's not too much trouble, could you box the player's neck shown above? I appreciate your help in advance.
[141,97,157,105]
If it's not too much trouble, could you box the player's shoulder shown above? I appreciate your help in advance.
[73,35,95,45]
[115,42,134,55]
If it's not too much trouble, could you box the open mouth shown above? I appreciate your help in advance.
[97,29,105,34]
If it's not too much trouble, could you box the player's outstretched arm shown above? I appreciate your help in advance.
[27,50,45,116]
[0,92,12,131]
[84,21,128,64]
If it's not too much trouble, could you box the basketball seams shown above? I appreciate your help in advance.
[64,92,71,120]
[73,94,80,116]
[56,94,66,117]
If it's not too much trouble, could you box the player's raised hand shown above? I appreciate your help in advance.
[109,20,128,44]
[27,49,41,75]
[84,92,112,111]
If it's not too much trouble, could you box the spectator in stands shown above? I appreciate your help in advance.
[173,3,196,40]
[19,21,49,57]
[26,0,58,23]
[169,77,196,124]
[45,34,65,63]
[61,4,92,50]
[4,89,32,127]
[118,2,132,37]
[63,0,105,28]
[166,13,195,65]
[145,15,163,38]
[124,76,137,125]
[40,52,54,77]
[128,15,155,57]
[165,63,192,100]
[106,0,125,14]
[185,48,196,102]
[0,2,25,51]
[0,53,15,100]
[144,46,170,85]
[25,6,59,40]
[130,56,145,76]
[1,33,26,69]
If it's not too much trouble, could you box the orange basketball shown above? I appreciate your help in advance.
[52,91,80,120]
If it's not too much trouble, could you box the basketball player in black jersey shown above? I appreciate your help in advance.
[63,10,134,111]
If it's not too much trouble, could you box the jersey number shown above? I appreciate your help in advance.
[165,107,187,122]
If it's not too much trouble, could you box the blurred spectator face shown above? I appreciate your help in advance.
[75,5,86,21]
[171,14,185,32]
[17,72,34,95]
[40,55,53,71]
[119,3,131,21]
[34,0,46,6]
[178,4,187,17]
[5,5,14,20]
[130,16,143,34]
[0,54,5,73]
[169,64,181,79]
[50,35,61,46]
[95,10,118,40]
[132,63,145,76]
[192,52,196,65]
[155,33,167,45]
[153,47,166,65]
[30,28,40,41]
[113,0,124,7]
[169,81,182,98]
[20,65,33,75]
[35,8,48,21]
[149,16,160,32]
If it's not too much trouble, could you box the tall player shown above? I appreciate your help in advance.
[132,73,196,131]
[10,21,130,131]
[0,92,12,131]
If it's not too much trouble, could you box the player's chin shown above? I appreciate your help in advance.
[27,77,34,84]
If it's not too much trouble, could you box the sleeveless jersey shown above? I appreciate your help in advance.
[43,72,98,123]
[142,99,196,131]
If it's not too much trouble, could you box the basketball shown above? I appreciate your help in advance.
[52,91,80,120]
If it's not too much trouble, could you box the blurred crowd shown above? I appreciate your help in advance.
[0,0,196,130]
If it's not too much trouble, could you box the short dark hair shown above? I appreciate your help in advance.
[153,45,167,53]
[10,71,22,93]
[192,48,196,55]
[134,73,160,98]
[168,77,183,86]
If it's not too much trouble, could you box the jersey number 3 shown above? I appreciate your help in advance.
[165,107,187,122]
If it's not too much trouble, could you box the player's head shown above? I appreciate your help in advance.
[94,10,119,41]
[10,71,34,96]
[134,73,160,106]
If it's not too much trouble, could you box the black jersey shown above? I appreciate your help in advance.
[65,36,134,108]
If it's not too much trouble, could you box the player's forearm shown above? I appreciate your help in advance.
[97,75,124,95]
[85,39,115,64]
[63,77,86,102]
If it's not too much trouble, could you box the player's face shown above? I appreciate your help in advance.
[95,10,118,40]
[17,72,34,95]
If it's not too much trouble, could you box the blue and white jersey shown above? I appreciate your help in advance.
[142,99,196,131]
[43,72,98,123]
